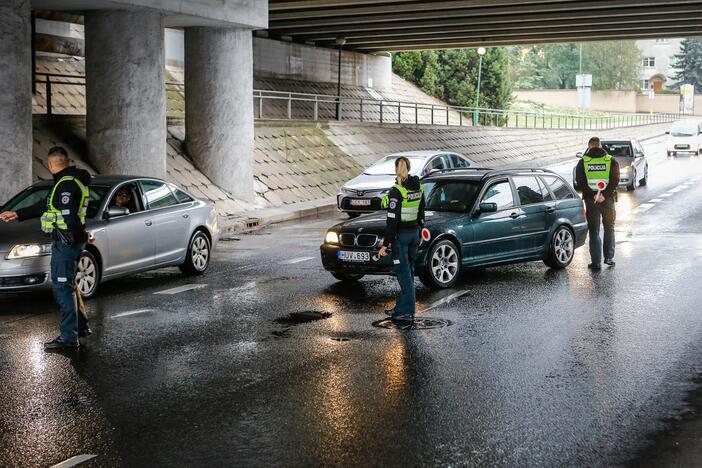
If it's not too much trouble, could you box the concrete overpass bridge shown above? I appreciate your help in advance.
[2,0,702,203]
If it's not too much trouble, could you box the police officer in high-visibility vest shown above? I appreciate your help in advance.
[378,157,425,321]
[0,146,92,349]
[575,137,620,270]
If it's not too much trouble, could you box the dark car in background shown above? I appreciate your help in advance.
[573,139,649,191]
[321,168,587,289]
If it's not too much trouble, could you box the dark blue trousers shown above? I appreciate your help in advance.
[51,240,87,343]
[392,229,419,316]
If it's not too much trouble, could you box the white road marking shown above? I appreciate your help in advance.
[649,198,663,203]
[670,187,683,193]
[153,284,207,295]
[50,455,97,468]
[659,193,673,198]
[635,203,655,213]
[281,256,314,265]
[230,281,257,292]
[234,264,256,271]
[112,309,154,319]
[422,289,472,312]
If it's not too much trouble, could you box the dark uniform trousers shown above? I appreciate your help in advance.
[585,197,616,265]
[392,229,419,316]
[51,239,88,343]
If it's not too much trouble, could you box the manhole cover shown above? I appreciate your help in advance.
[372,317,452,330]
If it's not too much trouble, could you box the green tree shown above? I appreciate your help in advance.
[583,41,641,91]
[671,38,702,90]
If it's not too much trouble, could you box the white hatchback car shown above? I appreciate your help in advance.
[667,121,702,157]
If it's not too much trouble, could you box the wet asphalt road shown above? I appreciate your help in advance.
[3,136,702,467]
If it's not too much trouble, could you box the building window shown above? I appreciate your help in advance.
[643,57,656,67]
[642,79,650,91]
[655,38,669,44]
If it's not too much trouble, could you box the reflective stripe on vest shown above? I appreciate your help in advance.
[41,176,89,234]
[583,154,612,191]
[392,183,423,222]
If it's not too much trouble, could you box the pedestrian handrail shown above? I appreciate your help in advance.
[33,72,683,130]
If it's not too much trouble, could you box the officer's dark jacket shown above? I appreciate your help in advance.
[16,166,92,243]
[382,175,425,248]
[575,147,620,200]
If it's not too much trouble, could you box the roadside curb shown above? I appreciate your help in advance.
[219,197,338,235]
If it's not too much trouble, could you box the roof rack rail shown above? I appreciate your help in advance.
[480,167,556,180]
[424,167,494,176]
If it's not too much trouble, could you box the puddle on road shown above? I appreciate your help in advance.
[274,311,332,326]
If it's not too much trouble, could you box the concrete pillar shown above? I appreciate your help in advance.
[185,28,254,202]
[0,0,31,203]
[85,10,166,179]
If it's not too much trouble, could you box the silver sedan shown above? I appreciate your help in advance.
[0,175,220,298]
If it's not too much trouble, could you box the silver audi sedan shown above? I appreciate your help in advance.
[0,175,220,298]
[337,150,476,217]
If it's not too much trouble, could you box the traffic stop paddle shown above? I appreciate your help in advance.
[596,181,606,201]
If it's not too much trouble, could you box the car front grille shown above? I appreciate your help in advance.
[0,274,48,288]
[339,233,380,248]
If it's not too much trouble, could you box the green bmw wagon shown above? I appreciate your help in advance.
[321,168,588,289]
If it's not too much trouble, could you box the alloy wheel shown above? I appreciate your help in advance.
[76,255,97,296]
[553,228,574,264]
[431,244,459,284]
[191,235,210,271]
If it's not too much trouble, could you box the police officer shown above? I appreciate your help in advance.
[378,157,425,321]
[575,137,620,270]
[0,146,92,349]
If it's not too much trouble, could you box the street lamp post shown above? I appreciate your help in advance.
[473,47,486,126]
[335,37,346,121]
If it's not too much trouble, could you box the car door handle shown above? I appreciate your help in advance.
[545,206,556,213]
[182,214,189,219]
[509,212,520,219]
[145,220,153,226]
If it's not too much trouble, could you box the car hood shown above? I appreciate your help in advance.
[344,173,396,191]
[0,219,46,252]
[336,210,466,232]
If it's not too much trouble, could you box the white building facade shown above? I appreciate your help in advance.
[637,38,683,91]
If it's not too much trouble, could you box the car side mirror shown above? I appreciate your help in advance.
[106,206,129,219]
[576,152,583,158]
[478,202,498,214]
[665,131,670,134]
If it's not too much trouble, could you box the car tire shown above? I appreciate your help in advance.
[419,239,461,289]
[639,166,648,186]
[76,249,100,299]
[347,212,361,219]
[543,226,575,269]
[331,272,364,282]
[180,230,211,276]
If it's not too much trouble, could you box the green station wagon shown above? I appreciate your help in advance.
[321,168,588,289]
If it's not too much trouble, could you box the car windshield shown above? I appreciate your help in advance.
[601,143,632,158]
[1,184,110,219]
[364,156,426,176]
[671,124,698,137]
[424,181,480,213]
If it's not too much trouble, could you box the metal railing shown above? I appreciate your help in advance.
[34,73,681,130]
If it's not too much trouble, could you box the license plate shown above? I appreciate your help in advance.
[349,199,372,207]
[337,250,370,262]
[675,144,690,149]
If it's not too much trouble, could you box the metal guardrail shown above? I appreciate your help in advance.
[34,72,681,130]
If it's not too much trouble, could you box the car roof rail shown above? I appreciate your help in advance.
[426,166,493,175]
[480,167,557,180]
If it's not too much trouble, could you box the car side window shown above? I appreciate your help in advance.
[425,155,450,173]
[449,154,470,168]
[541,176,574,200]
[141,180,179,210]
[480,180,515,211]
[108,183,144,214]
[513,176,545,205]
[170,185,194,204]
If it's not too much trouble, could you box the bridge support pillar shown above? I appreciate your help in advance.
[85,10,166,178]
[185,27,254,202]
[0,0,32,203]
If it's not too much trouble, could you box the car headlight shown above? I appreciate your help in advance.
[325,231,340,244]
[6,243,52,259]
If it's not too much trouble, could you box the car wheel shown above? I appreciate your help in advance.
[331,272,364,282]
[419,239,461,289]
[180,231,211,275]
[543,226,575,269]
[347,212,361,219]
[76,250,100,299]
[639,166,648,186]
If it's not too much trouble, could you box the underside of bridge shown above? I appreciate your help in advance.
[268,0,702,52]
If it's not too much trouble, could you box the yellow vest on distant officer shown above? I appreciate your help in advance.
[583,154,612,191]
[41,176,89,233]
